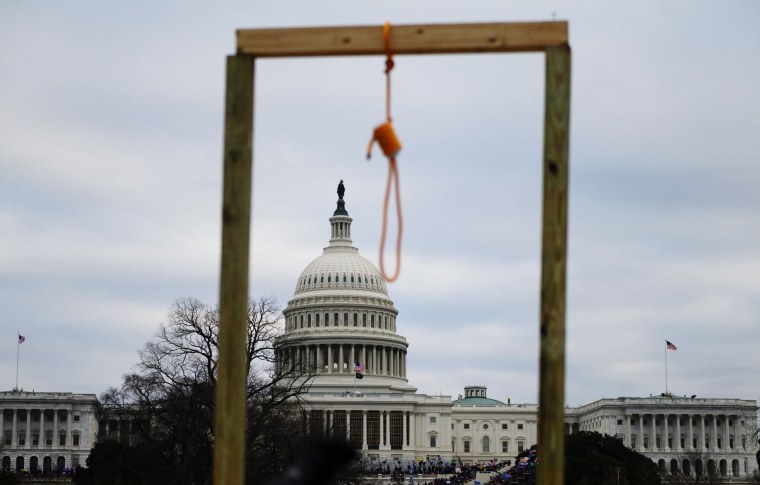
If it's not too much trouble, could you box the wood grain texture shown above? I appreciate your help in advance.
[237,22,567,57]
[214,54,254,485]
[538,44,571,485]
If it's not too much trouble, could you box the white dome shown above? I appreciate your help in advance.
[295,247,389,296]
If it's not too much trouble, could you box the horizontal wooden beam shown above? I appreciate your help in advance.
[237,21,567,57]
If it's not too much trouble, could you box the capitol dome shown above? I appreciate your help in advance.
[276,182,411,391]
[294,244,389,298]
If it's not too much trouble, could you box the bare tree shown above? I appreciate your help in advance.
[86,297,316,485]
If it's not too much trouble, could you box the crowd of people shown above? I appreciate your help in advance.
[0,465,78,480]
[363,457,512,485]
[487,448,537,485]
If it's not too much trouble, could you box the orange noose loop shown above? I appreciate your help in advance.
[367,22,403,283]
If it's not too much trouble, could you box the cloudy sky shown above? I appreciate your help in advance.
[1,1,758,408]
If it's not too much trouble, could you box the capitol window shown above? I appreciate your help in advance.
[518,423,523,430]
[464,423,469,430]
[429,435,437,447]
[464,440,470,452]
[4,431,10,446]
[518,441,524,453]
[483,424,489,430]
[73,432,80,447]
[502,441,509,453]
[430,416,437,424]
[482,436,490,453]
[502,423,508,430]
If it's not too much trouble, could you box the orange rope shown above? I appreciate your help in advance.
[368,21,403,283]
[379,157,402,282]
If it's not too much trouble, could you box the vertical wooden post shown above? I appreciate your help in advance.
[214,54,254,485]
[538,44,570,485]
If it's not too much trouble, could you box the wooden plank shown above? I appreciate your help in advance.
[237,21,567,57]
[537,44,570,485]
[214,54,254,485]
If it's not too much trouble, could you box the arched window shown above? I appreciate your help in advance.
[328,275,331,283]
[307,314,311,327]
[344,313,349,326]
[353,313,358,326]
[315,314,320,327]
[371,314,375,327]
[334,313,339,327]
[482,436,490,453]
[362,314,367,327]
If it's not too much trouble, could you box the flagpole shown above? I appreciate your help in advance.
[664,340,668,396]
[16,332,20,391]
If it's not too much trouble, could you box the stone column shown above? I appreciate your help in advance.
[339,344,344,373]
[67,410,73,448]
[11,409,18,447]
[699,415,705,450]
[26,408,32,449]
[723,415,729,450]
[711,415,718,451]
[328,345,333,373]
[638,414,644,451]
[362,345,366,370]
[379,412,384,447]
[664,414,670,450]
[53,408,59,449]
[362,411,368,450]
[385,410,391,448]
[410,412,416,448]
[403,412,408,449]
[41,409,46,447]
[624,413,631,447]
[675,414,681,451]
[351,344,355,369]
[316,345,322,373]
[687,414,693,450]
[651,414,656,450]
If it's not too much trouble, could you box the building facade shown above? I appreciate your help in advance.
[565,396,759,478]
[0,390,99,473]
[2,186,757,479]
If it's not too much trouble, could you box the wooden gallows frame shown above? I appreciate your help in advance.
[214,21,571,485]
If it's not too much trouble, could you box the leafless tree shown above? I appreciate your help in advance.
[91,296,316,485]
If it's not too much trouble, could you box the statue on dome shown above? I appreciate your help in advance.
[337,180,345,200]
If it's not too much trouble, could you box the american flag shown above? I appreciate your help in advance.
[18,334,25,344]
[354,361,366,373]
[666,340,677,351]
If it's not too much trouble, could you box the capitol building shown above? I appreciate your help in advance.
[1,187,758,479]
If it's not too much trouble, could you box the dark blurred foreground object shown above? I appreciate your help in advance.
[267,437,357,485]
